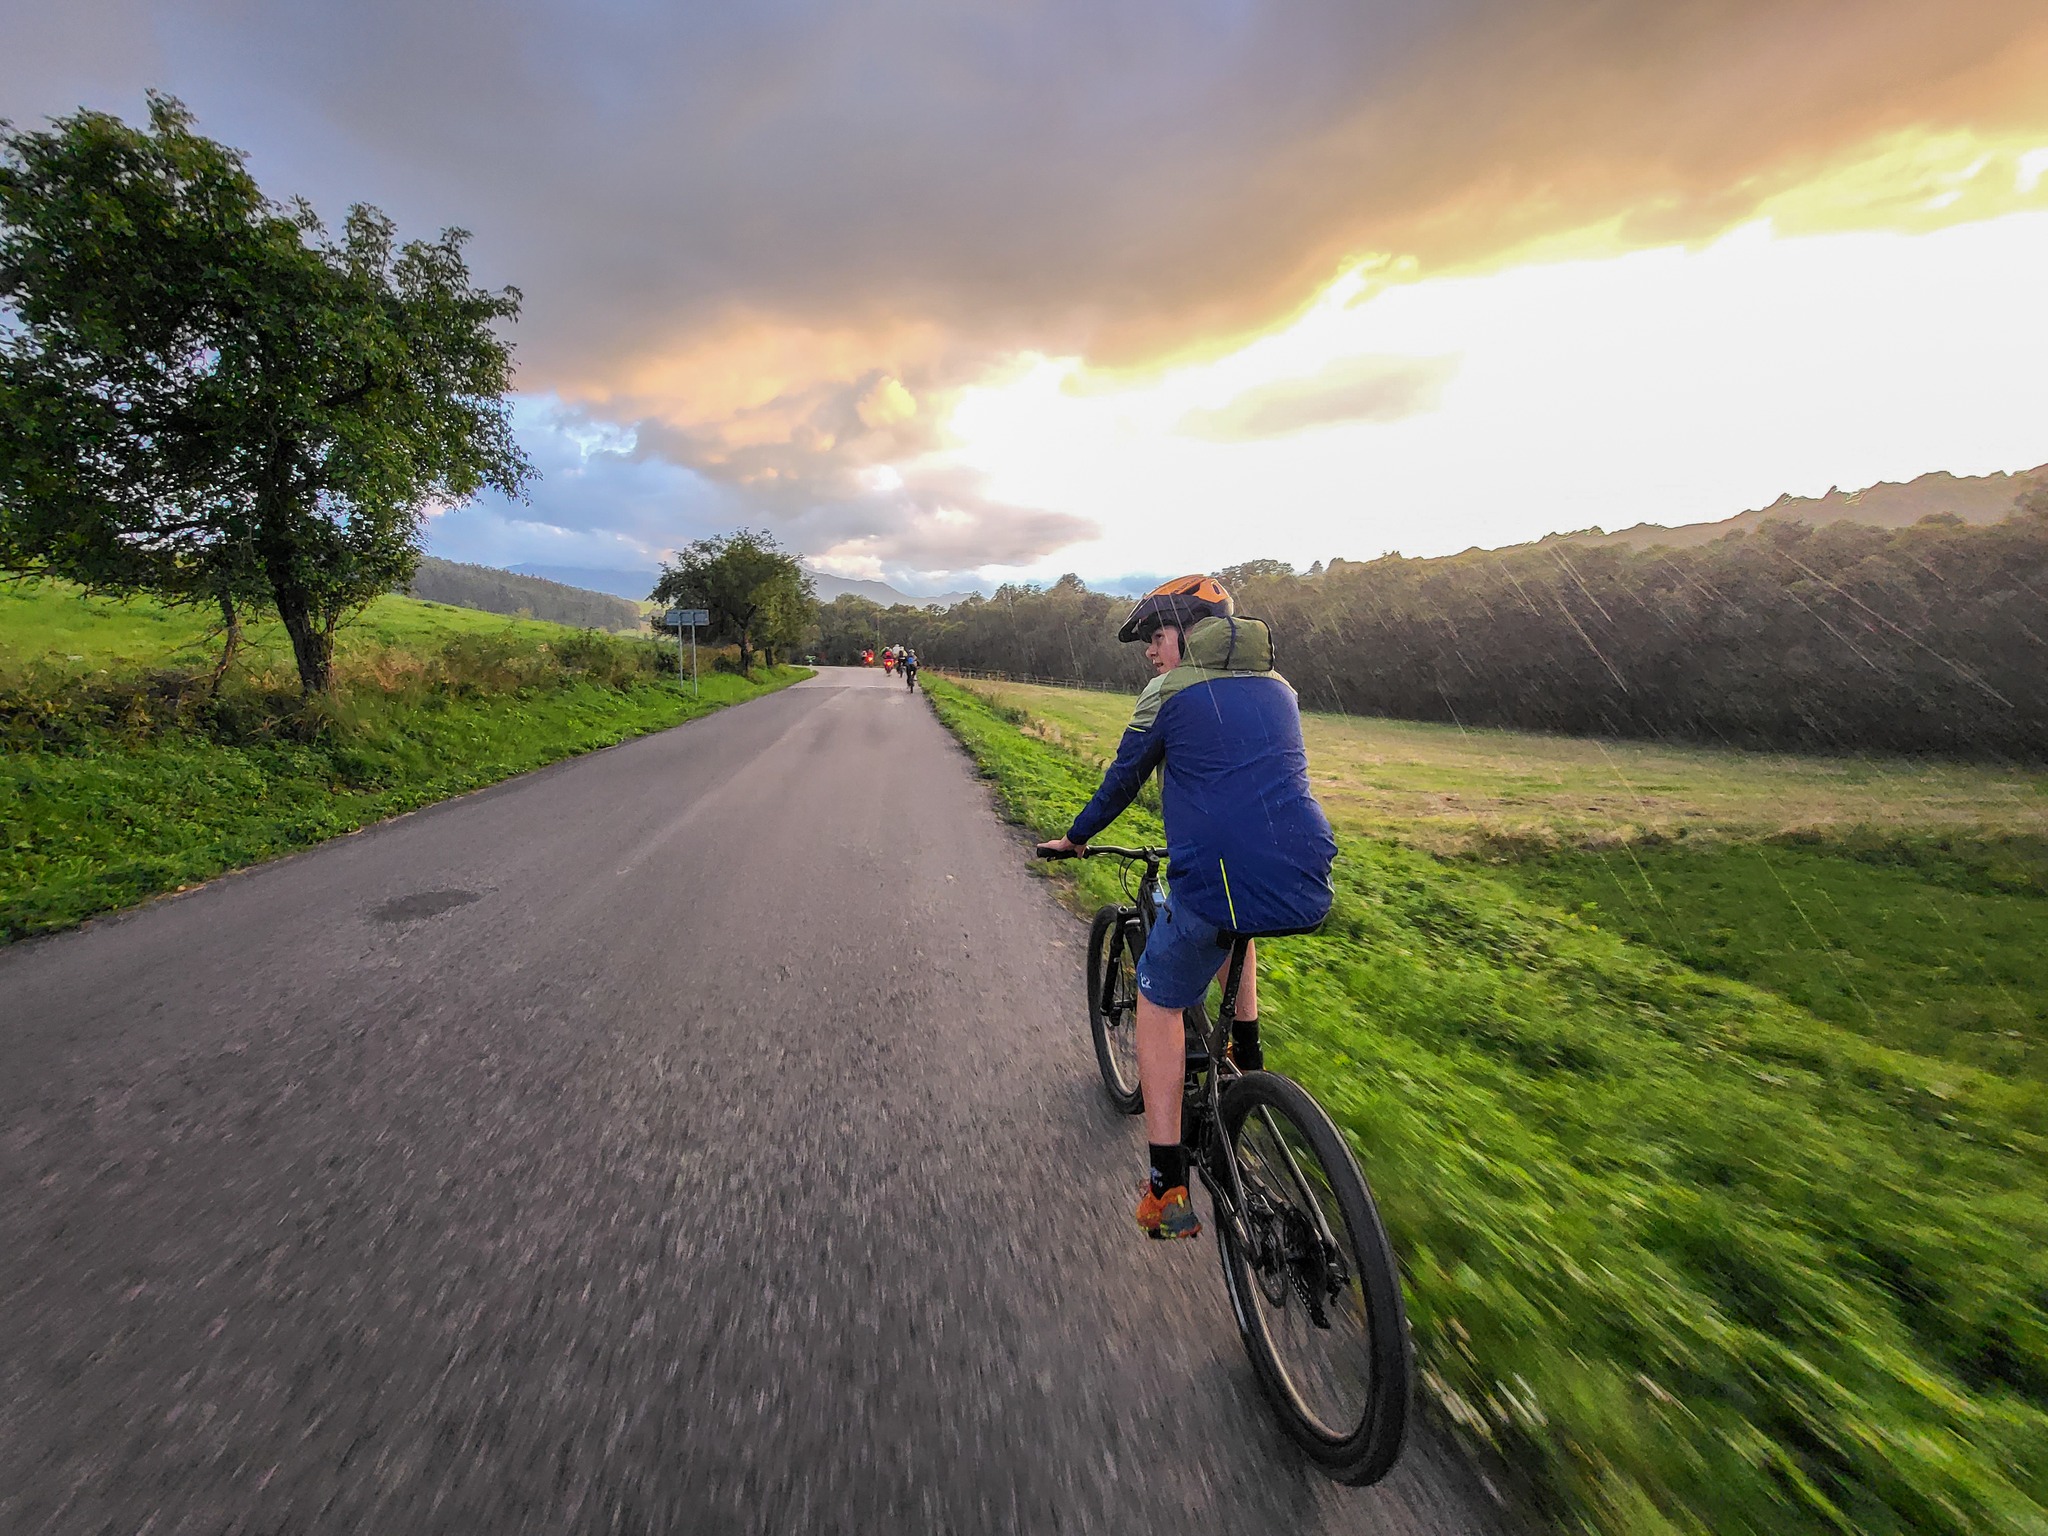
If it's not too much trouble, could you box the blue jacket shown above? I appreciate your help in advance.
[1067,616,1336,933]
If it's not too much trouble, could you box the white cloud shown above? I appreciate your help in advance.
[934,209,2048,580]
[427,393,741,571]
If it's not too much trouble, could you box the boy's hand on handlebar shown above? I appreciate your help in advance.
[1036,836,1085,860]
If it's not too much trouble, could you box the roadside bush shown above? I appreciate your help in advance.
[347,627,669,698]
[430,630,556,695]
[548,627,667,687]
[0,664,303,751]
[2,625,677,757]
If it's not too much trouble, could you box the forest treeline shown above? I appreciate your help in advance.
[827,499,2048,760]
[408,557,645,632]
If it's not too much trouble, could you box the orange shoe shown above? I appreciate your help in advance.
[1135,1183,1201,1240]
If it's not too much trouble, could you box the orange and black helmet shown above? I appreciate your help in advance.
[1117,574,1235,643]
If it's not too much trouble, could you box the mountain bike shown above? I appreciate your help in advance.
[904,663,919,690]
[1041,843,1414,1486]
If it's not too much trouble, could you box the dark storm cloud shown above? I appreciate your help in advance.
[16,1,2042,384]
[7,0,2044,578]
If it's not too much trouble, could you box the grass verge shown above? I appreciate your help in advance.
[927,674,2048,1536]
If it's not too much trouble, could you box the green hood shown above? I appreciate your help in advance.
[1181,614,1274,673]
[1126,613,1285,730]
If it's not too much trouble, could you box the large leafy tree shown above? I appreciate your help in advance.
[651,529,815,675]
[0,94,532,693]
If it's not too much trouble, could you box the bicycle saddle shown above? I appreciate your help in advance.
[1215,922,1325,944]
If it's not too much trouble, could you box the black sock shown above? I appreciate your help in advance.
[1148,1143,1187,1196]
[1233,1016,1263,1070]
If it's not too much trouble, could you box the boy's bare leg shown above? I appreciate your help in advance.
[1136,996,1186,1148]
[1137,937,1259,1149]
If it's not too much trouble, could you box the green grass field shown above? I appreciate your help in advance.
[929,674,2048,1536]
[1507,841,2048,1083]
[957,677,2048,1086]
[956,677,2048,853]
[0,581,806,939]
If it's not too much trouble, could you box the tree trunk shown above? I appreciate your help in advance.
[275,592,334,694]
[260,501,333,695]
[738,627,754,677]
[209,590,242,692]
[253,439,341,696]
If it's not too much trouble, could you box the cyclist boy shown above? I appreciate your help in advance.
[1037,576,1336,1240]
[902,649,919,686]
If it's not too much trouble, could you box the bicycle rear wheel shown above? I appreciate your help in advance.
[1085,906,1143,1113]
[1216,1070,1412,1484]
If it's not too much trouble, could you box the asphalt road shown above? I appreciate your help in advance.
[1,666,1519,1535]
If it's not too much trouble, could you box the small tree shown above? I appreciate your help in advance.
[651,529,814,675]
[0,94,532,694]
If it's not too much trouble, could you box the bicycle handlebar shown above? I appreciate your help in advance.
[1035,843,1169,862]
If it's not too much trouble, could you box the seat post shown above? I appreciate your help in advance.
[1216,936,1252,1027]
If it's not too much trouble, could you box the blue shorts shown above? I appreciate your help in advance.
[1135,893,1226,1009]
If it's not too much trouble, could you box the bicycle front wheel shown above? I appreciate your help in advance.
[1085,906,1143,1113]
[1216,1070,1412,1484]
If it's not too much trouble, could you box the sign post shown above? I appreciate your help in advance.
[662,609,711,696]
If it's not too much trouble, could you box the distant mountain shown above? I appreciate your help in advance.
[410,558,645,630]
[1550,463,2048,552]
[804,567,979,609]
[507,564,661,601]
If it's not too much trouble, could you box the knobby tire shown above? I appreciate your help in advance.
[1085,906,1144,1114]
[1215,1070,1413,1485]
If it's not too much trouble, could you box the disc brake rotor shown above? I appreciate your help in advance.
[1240,1193,1291,1306]
[1283,1212,1333,1329]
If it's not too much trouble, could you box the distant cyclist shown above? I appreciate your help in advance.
[1037,576,1336,1241]
[902,649,919,688]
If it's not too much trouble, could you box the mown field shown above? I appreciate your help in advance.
[960,679,2048,1085]
[929,674,2048,1536]
[0,581,806,940]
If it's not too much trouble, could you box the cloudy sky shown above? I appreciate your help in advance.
[8,1,2048,593]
